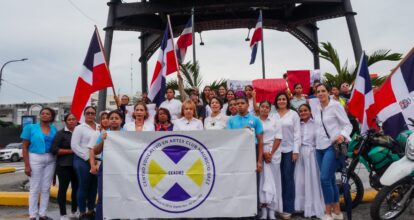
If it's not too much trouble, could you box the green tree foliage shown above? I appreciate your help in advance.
[319,42,402,88]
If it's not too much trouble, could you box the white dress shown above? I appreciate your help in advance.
[258,116,283,212]
[294,119,325,218]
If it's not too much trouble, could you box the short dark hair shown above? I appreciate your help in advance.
[83,106,96,115]
[294,83,302,89]
[260,100,272,107]
[108,110,124,120]
[40,107,56,123]
[166,87,175,94]
[63,113,76,122]
[244,85,253,91]
[274,92,291,109]
[155,107,172,124]
[235,95,248,103]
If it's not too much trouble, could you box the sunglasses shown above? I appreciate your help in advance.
[85,112,96,116]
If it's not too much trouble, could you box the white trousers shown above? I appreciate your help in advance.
[28,153,56,218]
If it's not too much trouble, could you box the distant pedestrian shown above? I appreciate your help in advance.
[21,107,57,220]
[51,113,79,220]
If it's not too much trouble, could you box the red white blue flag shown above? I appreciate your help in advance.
[250,11,263,65]
[71,29,113,121]
[348,53,376,133]
[148,24,178,106]
[371,49,414,138]
[176,17,193,63]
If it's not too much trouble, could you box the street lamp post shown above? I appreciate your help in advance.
[0,58,28,89]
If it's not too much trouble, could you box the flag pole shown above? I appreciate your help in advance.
[260,10,266,79]
[94,25,120,109]
[192,7,196,67]
[167,15,187,101]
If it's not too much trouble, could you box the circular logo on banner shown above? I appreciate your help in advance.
[137,134,215,213]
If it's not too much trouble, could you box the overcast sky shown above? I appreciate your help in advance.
[0,0,413,104]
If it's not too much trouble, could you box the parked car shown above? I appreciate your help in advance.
[0,143,23,162]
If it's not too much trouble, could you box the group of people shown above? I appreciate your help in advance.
[21,81,354,220]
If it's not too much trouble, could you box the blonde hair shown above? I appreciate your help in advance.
[181,100,197,118]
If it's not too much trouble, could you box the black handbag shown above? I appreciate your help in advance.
[321,110,348,158]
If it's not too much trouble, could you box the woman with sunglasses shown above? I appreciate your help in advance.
[71,106,99,219]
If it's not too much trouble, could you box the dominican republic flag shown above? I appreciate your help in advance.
[71,29,113,121]
[249,11,263,65]
[371,48,414,138]
[148,24,178,106]
[176,17,193,63]
[348,53,376,133]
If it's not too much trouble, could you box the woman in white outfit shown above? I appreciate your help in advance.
[123,102,155,132]
[258,100,283,219]
[294,103,325,218]
[204,97,228,130]
[173,100,203,131]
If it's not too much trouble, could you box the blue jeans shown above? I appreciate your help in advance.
[316,146,339,204]
[281,152,295,213]
[73,155,98,213]
[95,163,103,220]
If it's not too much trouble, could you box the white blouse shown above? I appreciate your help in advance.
[273,109,301,153]
[71,123,98,161]
[204,113,229,130]
[123,120,155,131]
[260,116,283,148]
[160,98,182,120]
[173,117,203,131]
[300,119,317,148]
[313,100,352,150]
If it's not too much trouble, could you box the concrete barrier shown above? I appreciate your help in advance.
[0,186,72,206]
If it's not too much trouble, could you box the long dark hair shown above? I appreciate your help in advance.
[274,92,291,110]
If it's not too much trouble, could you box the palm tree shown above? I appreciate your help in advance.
[319,42,402,88]
[166,61,227,94]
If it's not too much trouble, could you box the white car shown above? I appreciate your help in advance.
[0,143,23,162]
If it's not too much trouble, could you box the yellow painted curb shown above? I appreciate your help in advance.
[49,186,72,202]
[0,167,16,174]
[0,192,29,206]
[362,190,377,203]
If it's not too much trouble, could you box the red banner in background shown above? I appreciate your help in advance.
[287,70,311,95]
[253,78,287,103]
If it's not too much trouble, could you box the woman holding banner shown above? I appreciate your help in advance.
[174,100,203,131]
[273,92,301,220]
[258,100,283,219]
[89,110,124,220]
[21,107,57,220]
[313,84,352,220]
[71,106,99,219]
[124,102,155,132]
[204,97,228,130]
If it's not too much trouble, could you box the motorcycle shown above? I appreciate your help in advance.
[339,128,412,209]
[370,118,414,220]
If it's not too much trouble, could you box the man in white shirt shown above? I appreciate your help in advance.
[160,88,182,120]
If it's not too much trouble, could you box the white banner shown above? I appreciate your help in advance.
[103,130,257,219]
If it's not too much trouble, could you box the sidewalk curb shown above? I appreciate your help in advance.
[0,186,72,206]
[362,190,377,203]
[0,167,16,174]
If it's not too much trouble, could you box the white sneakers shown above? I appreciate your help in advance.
[279,212,292,219]
[60,216,69,220]
[268,210,276,220]
[320,212,344,220]
[332,212,344,220]
[260,207,268,219]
